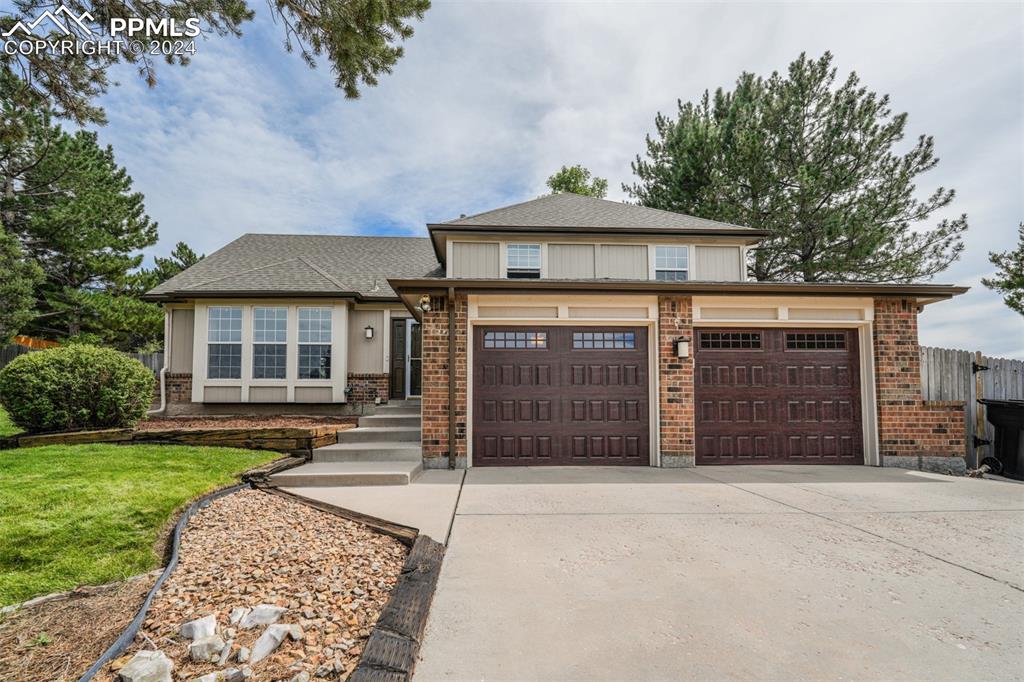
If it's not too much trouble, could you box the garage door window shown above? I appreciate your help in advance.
[483,330,548,349]
[572,331,636,349]
[785,332,847,350]
[699,331,761,350]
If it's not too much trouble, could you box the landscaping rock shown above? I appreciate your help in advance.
[238,604,286,629]
[250,624,291,663]
[179,615,217,641]
[188,635,226,663]
[117,650,173,682]
[216,638,234,665]
[223,670,246,682]
[290,672,311,682]
[228,607,250,626]
[236,646,250,663]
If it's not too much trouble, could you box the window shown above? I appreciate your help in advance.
[253,307,287,379]
[699,331,761,350]
[572,331,636,350]
[655,246,689,281]
[785,332,847,350]
[207,307,242,378]
[298,308,332,379]
[506,244,541,279]
[483,331,548,349]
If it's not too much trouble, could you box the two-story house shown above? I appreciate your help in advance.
[144,193,968,474]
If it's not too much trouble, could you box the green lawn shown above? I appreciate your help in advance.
[0,443,277,606]
[0,406,21,438]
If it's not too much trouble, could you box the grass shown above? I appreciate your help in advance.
[0,406,21,438]
[0,443,277,606]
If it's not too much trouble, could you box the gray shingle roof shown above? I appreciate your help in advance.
[437,193,757,232]
[144,234,440,300]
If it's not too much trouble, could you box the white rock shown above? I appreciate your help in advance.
[239,604,287,629]
[228,607,251,626]
[179,615,217,641]
[290,673,311,682]
[193,674,222,682]
[222,670,246,682]
[236,646,250,663]
[250,624,291,663]
[217,639,234,666]
[189,635,226,663]
[117,650,172,682]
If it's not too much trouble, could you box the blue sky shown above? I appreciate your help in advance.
[91,1,1023,357]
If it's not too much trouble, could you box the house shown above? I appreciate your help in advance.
[144,193,968,472]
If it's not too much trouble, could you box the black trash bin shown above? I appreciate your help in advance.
[979,399,1024,480]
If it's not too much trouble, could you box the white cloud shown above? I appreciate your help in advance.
[95,0,1024,357]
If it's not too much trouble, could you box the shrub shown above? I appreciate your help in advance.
[0,345,155,433]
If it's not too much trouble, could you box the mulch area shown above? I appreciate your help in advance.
[0,572,159,682]
[138,416,357,431]
[96,489,408,681]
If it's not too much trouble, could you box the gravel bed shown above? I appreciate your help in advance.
[138,417,356,431]
[97,489,408,681]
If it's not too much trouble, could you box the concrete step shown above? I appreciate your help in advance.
[373,404,421,415]
[385,399,420,407]
[313,441,422,462]
[269,461,422,487]
[337,426,421,443]
[358,414,422,428]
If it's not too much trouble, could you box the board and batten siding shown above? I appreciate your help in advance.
[169,308,195,373]
[548,244,596,279]
[348,309,386,373]
[451,242,500,278]
[695,246,743,281]
[598,244,648,279]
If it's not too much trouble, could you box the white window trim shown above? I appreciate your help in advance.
[297,306,334,382]
[650,244,691,281]
[251,306,288,382]
[503,242,543,279]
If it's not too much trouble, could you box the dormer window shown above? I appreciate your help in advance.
[654,245,689,281]
[507,244,541,279]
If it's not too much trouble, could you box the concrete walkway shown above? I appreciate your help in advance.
[416,466,1024,681]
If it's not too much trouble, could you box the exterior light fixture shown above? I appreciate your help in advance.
[364,325,374,340]
[675,339,690,358]
[418,294,432,313]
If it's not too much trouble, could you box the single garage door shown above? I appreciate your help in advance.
[695,328,862,465]
[473,326,650,466]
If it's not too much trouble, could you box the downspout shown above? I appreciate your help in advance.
[147,309,171,416]
[448,287,456,470]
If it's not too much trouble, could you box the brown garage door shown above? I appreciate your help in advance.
[695,328,862,465]
[473,326,649,466]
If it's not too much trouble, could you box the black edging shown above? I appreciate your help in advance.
[78,483,248,682]
[351,535,446,682]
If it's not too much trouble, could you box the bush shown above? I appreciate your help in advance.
[0,345,155,433]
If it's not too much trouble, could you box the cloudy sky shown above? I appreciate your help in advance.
[95,1,1023,357]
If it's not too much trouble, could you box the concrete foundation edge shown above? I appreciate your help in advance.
[660,454,696,468]
[882,455,967,475]
[422,456,468,470]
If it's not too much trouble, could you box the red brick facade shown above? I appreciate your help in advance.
[420,295,468,466]
[658,297,695,465]
[873,297,965,462]
[346,373,389,404]
[166,373,193,403]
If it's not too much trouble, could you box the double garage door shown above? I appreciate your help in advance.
[471,325,862,467]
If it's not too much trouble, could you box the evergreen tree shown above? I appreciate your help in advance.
[0,229,43,344]
[547,164,609,199]
[983,223,1024,316]
[132,241,204,291]
[626,52,967,283]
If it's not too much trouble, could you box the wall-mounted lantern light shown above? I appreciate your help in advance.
[364,325,374,340]
[418,294,432,313]
[675,339,690,358]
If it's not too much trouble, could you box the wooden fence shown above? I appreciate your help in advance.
[920,346,1024,468]
[0,344,163,376]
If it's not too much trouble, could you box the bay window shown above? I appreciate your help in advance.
[207,307,242,379]
[298,308,332,379]
[253,307,287,379]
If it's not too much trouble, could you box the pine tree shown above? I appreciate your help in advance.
[626,52,967,283]
[0,229,43,344]
[983,223,1024,316]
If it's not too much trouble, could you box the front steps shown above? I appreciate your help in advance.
[270,400,422,487]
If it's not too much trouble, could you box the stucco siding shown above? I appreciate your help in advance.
[598,244,648,279]
[295,386,333,402]
[695,245,743,281]
[348,309,385,373]
[452,242,500,278]
[169,308,195,373]
[548,243,595,279]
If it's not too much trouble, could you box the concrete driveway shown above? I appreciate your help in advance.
[415,466,1024,681]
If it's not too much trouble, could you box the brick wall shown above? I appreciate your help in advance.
[347,373,389,405]
[873,297,965,466]
[420,295,467,466]
[166,373,192,403]
[658,297,695,466]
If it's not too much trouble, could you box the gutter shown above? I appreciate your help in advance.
[147,311,171,416]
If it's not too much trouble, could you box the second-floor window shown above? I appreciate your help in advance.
[507,244,541,279]
[655,246,689,281]
[253,307,287,379]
